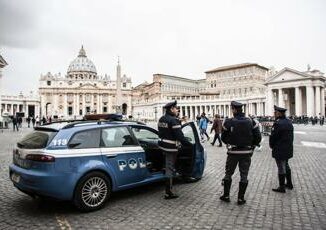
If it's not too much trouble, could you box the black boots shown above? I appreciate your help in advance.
[220,180,248,205]
[285,171,294,190]
[237,182,248,205]
[272,174,286,193]
[164,178,179,199]
[220,179,232,202]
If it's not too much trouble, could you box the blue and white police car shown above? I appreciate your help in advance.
[9,120,206,211]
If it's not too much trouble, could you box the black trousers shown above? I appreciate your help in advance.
[212,133,222,146]
[223,154,251,183]
[275,159,291,175]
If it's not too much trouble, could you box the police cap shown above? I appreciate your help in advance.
[274,105,287,112]
[231,101,243,108]
[164,100,177,109]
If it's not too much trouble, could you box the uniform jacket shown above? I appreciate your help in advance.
[211,118,222,134]
[221,113,261,155]
[269,116,294,160]
[158,111,191,152]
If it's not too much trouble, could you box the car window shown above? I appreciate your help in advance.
[17,131,57,149]
[182,125,196,144]
[101,127,137,148]
[131,127,158,140]
[69,129,100,149]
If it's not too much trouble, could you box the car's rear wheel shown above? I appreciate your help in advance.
[73,171,111,212]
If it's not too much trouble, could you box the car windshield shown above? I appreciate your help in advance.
[17,131,57,149]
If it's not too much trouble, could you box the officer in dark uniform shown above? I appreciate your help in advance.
[158,100,192,199]
[220,101,262,205]
[269,105,294,193]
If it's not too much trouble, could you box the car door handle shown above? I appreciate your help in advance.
[106,154,117,159]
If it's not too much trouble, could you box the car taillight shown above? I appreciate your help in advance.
[26,154,55,162]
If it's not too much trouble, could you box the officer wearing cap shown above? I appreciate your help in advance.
[220,101,262,205]
[269,105,294,193]
[158,100,192,199]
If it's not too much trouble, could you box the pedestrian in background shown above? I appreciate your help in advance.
[35,116,40,126]
[269,105,294,193]
[32,117,36,127]
[12,115,19,131]
[220,101,261,205]
[199,112,210,142]
[18,116,22,128]
[26,116,31,128]
[210,114,222,147]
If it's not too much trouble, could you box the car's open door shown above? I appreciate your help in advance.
[177,122,205,179]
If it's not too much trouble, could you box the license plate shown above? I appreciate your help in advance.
[11,173,20,183]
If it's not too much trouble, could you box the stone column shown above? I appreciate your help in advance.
[82,94,86,115]
[266,88,274,116]
[257,102,261,116]
[76,93,80,116]
[321,87,325,116]
[187,106,190,118]
[315,86,321,116]
[295,87,302,116]
[278,89,285,108]
[306,86,314,117]
[97,94,100,114]
[63,94,67,117]
[98,94,102,114]
[91,94,94,113]
[73,94,76,116]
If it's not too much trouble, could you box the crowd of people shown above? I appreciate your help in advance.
[9,115,52,131]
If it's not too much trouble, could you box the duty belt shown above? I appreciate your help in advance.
[227,145,253,154]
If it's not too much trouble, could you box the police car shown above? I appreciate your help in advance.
[9,119,206,211]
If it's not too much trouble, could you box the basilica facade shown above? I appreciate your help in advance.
[39,46,132,119]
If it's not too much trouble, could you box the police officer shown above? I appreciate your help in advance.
[269,105,294,193]
[158,100,192,199]
[220,101,261,205]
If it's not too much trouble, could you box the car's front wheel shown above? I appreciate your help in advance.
[73,171,111,212]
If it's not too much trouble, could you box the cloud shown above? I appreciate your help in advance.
[0,0,44,48]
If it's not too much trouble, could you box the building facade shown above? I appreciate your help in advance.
[0,53,8,119]
[265,67,325,117]
[1,92,40,117]
[132,63,272,120]
[39,46,132,119]
[132,63,326,121]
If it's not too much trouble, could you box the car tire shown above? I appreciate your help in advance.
[73,171,111,212]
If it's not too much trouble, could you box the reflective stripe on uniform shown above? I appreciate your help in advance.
[159,146,178,152]
[228,150,253,154]
[172,125,181,129]
[161,139,177,144]
[230,145,252,148]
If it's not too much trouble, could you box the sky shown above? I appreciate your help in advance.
[0,0,325,95]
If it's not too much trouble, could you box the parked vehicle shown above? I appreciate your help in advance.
[9,120,206,211]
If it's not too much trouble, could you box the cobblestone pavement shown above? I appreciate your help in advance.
[0,124,326,229]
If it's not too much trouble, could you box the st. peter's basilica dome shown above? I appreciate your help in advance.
[67,46,97,75]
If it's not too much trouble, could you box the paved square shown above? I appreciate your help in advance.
[0,124,325,229]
